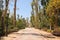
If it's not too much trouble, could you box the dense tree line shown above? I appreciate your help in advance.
[0,10,27,36]
[0,0,27,37]
[30,0,60,33]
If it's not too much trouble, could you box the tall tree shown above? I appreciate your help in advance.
[2,0,9,36]
[14,0,17,27]
[34,0,40,28]
[31,0,40,28]
[30,11,35,27]
[31,0,35,27]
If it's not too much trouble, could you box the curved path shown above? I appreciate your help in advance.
[2,27,60,40]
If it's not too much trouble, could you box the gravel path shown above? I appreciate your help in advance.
[2,27,60,40]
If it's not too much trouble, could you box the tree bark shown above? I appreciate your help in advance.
[14,0,17,27]
[2,0,9,36]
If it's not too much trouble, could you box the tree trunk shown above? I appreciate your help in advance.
[2,0,9,36]
[14,0,17,27]
[50,24,52,30]
[54,10,58,30]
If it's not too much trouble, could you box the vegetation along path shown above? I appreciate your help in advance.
[2,28,60,40]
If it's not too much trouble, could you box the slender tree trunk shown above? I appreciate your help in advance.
[50,24,52,30]
[54,10,58,30]
[14,0,17,27]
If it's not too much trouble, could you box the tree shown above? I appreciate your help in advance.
[2,0,10,36]
[0,10,4,36]
[13,0,17,27]
[46,0,60,30]
[31,0,40,28]
[30,11,35,27]
[17,18,26,29]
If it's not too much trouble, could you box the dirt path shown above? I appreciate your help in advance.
[2,27,60,40]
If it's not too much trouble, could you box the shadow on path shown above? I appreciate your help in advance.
[14,33,55,38]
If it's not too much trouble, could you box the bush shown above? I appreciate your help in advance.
[47,29,53,33]
[52,27,60,36]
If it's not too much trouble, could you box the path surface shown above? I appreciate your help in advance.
[2,27,60,40]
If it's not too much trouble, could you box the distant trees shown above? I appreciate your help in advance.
[17,18,27,29]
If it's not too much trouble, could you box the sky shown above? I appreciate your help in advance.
[9,0,32,20]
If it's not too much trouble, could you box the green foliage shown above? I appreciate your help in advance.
[0,11,27,36]
[0,10,4,36]
[17,18,26,29]
[41,0,49,7]
[46,0,60,29]
[7,16,27,34]
[30,13,35,27]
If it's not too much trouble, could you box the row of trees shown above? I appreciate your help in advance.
[0,0,28,37]
[30,0,60,31]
